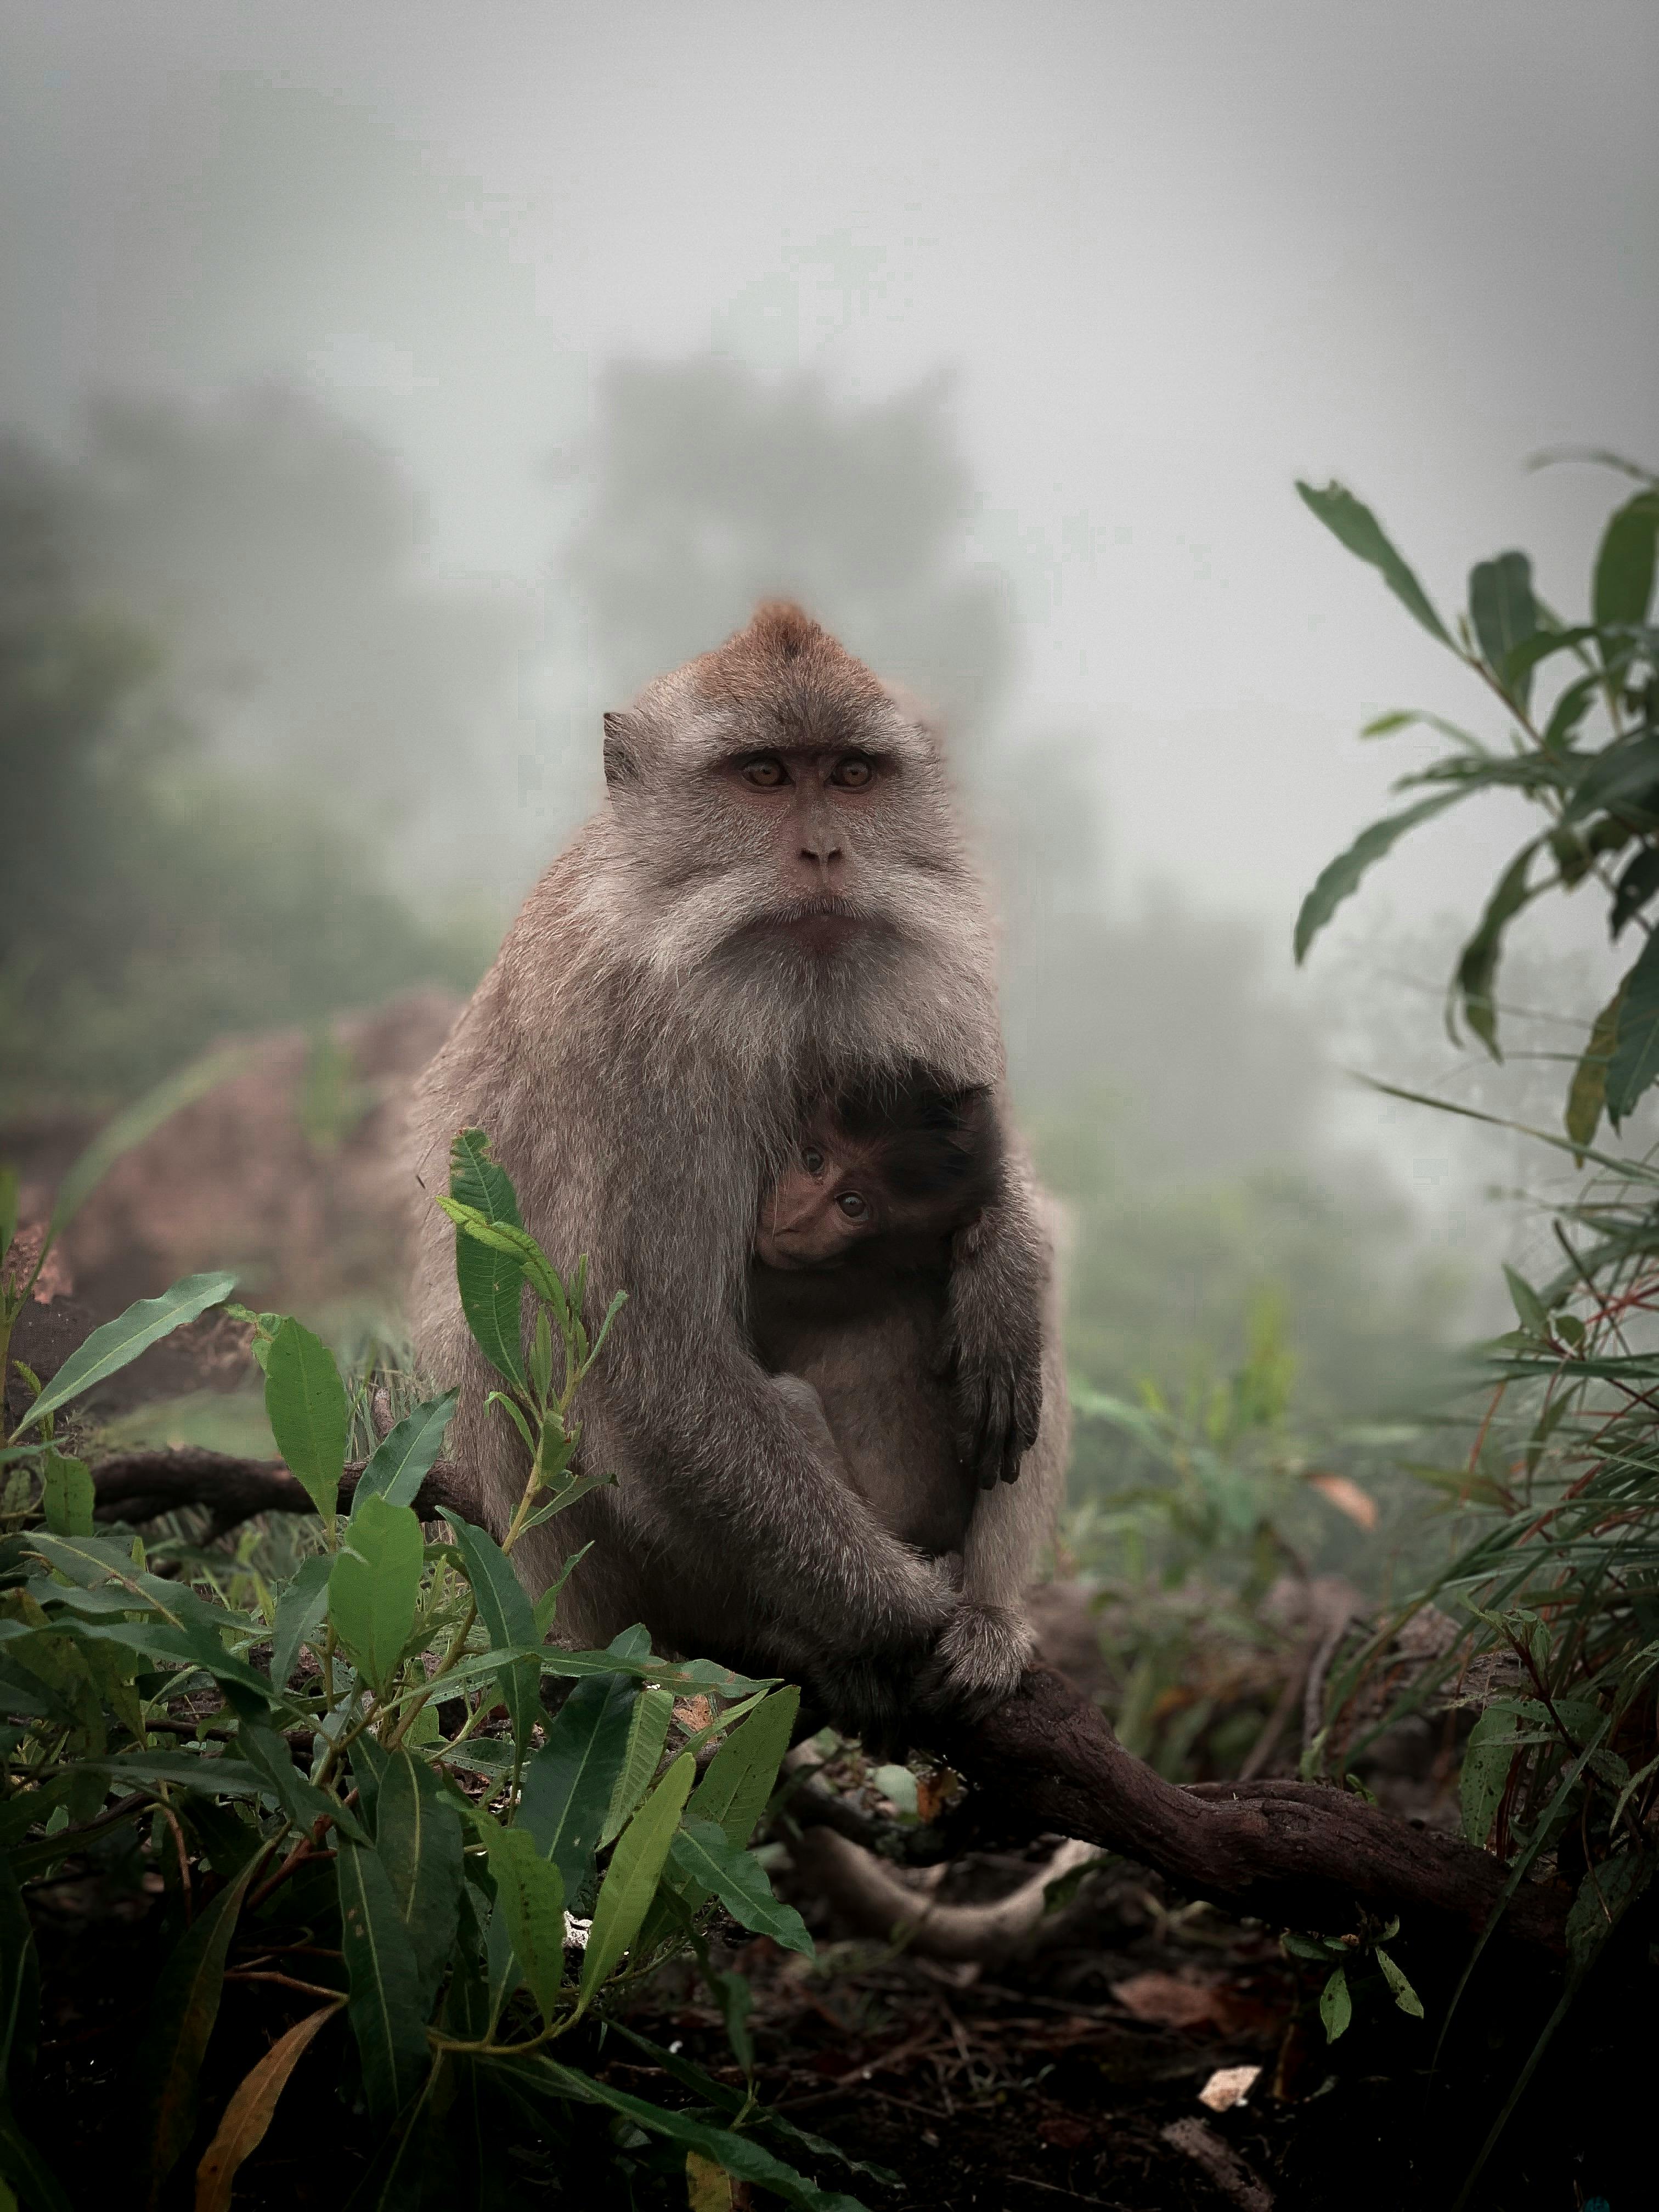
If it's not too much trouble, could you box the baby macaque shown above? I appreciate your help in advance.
[748,1081,1002,1578]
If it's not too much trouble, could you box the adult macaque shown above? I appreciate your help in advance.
[750,1078,1003,1569]
[410,603,1066,1735]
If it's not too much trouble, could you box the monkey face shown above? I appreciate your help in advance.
[754,1135,882,1269]
[596,603,972,982]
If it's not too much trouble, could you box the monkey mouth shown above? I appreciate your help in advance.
[753,899,866,956]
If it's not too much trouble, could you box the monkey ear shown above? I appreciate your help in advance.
[602,712,641,791]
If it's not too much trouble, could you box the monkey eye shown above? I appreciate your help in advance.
[830,754,874,789]
[802,1146,825,1175]
[740,755,789,789]
[836,1192,869,1221]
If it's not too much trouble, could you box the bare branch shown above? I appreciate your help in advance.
[89,1447,473,1541]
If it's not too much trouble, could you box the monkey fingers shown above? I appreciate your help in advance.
[953,1350,1043,1490]
[913,1601,1034,1724]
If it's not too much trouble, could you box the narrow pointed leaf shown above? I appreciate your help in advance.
[1605,931,1659,1126]
[1375,1947,1424,2019]
[352,1391,458,1514]
[1592,488,1659,634]
[1453,840,1537,1057]
[1468,551,1537,703]
[373,1752,464,2016]
[193,2000,342,2212]
[668,1820,813,1955]
[1319,1965,1352,2041]
[139,1855,261,2193]
[336,1837,431,2120]
[1611,844,1659,939]
[448,1129,526,1388]
[437,1511,539,1753]
[12,1274,238,1434]
[579,1752,696,2001]
[1296,480,1453,645]
[601,1686,675,1847]
[263,1318,349,1526]
[329,1497,424,1690]
[469,1817,566,2022]
[1567,985,1624,1153]
[519,1668,637,1895]
[269,1554,332,1689]
[1294,792,1466,962]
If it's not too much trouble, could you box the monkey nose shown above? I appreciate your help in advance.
[799,842,844,884]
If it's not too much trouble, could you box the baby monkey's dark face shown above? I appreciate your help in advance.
[754,1084,1001,1271]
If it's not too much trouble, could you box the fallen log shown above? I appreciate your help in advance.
[89,1448,1568,1955]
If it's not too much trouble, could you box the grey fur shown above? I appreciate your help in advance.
[407,604,1066,1733]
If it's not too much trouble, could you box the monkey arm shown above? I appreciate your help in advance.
[944,1136,1049,1488]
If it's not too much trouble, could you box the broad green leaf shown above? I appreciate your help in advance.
[1468,551,1537,704]
[1559,731,1659,826]
[336,1836,432,2120]
[469,1815,567,2022]
[1605,929,1659,1127]
[448,1129,527,1389]
[488,2052,870,2212]
[329,1497,424,1690]
[1566,985,1624,1154]
[1293,792,1466,962]
[437,1511,539,1753]
[436,1203,565,1311]
[1296,480,1454,646]
[352,1391,458,1515]
[601,1686,675,1847]
[0,1857,38,2080]
[263,1317,349,1528]
[39,1452,92,1540]
[686,1686,799,1850]
[1318,1965,1352,2042]
[1452,840,1538,1057]
[47,1046,249,1242]
[269,1554,332,1689]
[668,1819,813,1956]
[1460,1705,1522,1846]
[1610,843,1659,938]
[373,1752,464,2016]
[1592,488,1659,635]
[193,2000,342,2212]
[519,1668,637,1897]
[139,1854,260,2193]
[579,1751,696,2002]
[10,1273,238,1435]
[1375,1946,1424,2019]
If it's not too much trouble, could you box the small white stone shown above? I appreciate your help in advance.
[1198,2064,1261,2113]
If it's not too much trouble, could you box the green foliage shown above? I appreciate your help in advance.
[0,1121,843,2207]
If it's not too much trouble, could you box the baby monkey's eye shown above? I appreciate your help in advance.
[836,1192,869,1221]
[802,1147,825,1175]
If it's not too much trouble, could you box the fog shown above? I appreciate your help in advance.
[3,0,1656,1381]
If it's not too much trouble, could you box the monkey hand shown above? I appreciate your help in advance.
[804,1651,929,1760]
[943,1219,1045,1488]
[913,1600,1035,1724]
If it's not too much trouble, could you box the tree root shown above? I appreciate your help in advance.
[89,1447,470,1541]
[788,1826,1101,1964]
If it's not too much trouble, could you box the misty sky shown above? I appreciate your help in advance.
[2,0,1655,968]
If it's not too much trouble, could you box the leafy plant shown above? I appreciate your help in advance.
[0,1109,861,2209]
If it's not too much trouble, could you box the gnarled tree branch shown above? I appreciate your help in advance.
[90,1447,470,1541]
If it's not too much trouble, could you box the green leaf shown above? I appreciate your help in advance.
[519,1667,638,1896]
[1605,929,1659,1127]
[9,1274,238,1435]
[232,1708,366,1839]
[68,1751,266,1799]
[469,1815,567,2022]
[39,1453,92,1540]
[372,1752,464,2017]
[47,1047,250,1243]
[601,1686,675,1847]
[437,1511,539,1754]
[1452,841,1538,1057]
[1375,1946,1425,2019]
[668,1819,814,1956]
[1318,1964,1352,2042]
[352,1391,458,1515]
[1469,551,1538,704]
[139,1853,261,2196]
[1565,1850,1654,1970]
[269,1554,332,1689]
[0,1856,38,2081]
[579,1751,696,2001]
[329,1497,424,1691]
[1461,1705,1522,1846]
[489,2052,868,2212]
[1293,792,1467,962]
[1567,984,1624,1154]
[1502,1266,1551,1341]
[448,1129,527,1389]
[685,1686,799,1850]
[1610,844,1659,939]
[1593,488,1659,635]
[436,1204,565,1311]
[1296,480,1454,646]
[263,1318,349,1528]
[336,1836,432,2120]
